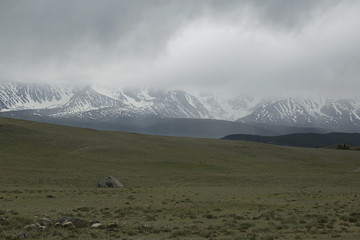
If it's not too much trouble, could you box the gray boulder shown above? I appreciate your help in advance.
[97,176,124,188]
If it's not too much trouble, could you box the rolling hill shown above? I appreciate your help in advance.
[1,117,360,239]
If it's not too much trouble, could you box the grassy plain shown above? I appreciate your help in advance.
[1,117,360,239]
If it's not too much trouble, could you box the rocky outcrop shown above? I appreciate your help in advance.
[97,176,124,188]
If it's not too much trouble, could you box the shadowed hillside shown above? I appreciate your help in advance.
[222,132,360,148]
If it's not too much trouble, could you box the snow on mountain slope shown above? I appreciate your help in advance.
[225,95,263,121]
[0,82,73,111]
[321,99,360,125]
[88,86,213,119]
[1,81,359,132]
[196,93,262,121]
[242,98,325,124]
[149,90,212,119]
[0,82,213,119]
[48,87,126,117]
[240,98,360,131]
[122,88,156,109]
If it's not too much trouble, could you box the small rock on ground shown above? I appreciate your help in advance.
[91,223,102,228]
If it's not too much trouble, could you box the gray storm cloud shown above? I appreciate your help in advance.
[0,0,359,97]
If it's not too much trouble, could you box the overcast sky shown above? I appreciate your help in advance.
[1,0,359,97]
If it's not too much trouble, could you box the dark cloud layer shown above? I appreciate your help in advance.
[0,0,359,97]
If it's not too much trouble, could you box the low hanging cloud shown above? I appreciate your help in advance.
[0,0,359,97]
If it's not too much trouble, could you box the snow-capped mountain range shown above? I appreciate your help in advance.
[0,82,212,120]
[0,82,73,111]
[241,98,360,132]
[0,81,359,133]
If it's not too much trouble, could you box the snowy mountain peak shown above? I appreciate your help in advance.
[0,82,359,133]
[240,97,360,131]
[0,82,213,119]
[0,81,73,111]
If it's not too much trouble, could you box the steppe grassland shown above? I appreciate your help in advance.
[1,117,360,239]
